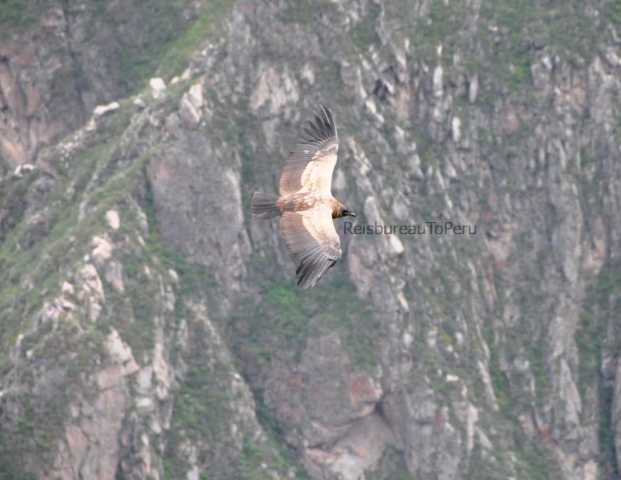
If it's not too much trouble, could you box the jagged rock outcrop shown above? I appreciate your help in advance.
[146,86,251,298]
[1,1,621,479]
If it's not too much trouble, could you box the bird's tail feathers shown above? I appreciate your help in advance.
[251,192,281,221]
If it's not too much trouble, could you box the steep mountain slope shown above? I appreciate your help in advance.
[1,0,621,479]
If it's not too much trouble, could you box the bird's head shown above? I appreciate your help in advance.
[341,206,356,218]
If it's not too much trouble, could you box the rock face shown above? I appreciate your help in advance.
[0,0,198,169]
[146,106,250,296]
[1,1,621,479]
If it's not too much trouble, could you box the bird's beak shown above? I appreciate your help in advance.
[350,212,356,217]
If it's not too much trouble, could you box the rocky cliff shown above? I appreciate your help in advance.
[1,0,621,479]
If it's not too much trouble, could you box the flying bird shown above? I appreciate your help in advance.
[251,106,356,288]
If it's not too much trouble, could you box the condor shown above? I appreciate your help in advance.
[251,106,356,288]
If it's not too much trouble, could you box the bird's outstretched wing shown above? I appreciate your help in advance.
[280,208,342,288]
[279,106,339,197]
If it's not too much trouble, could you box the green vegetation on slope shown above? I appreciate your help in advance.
[157,0,236,79]
[229,253,379,374]
[352,5,381,51]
